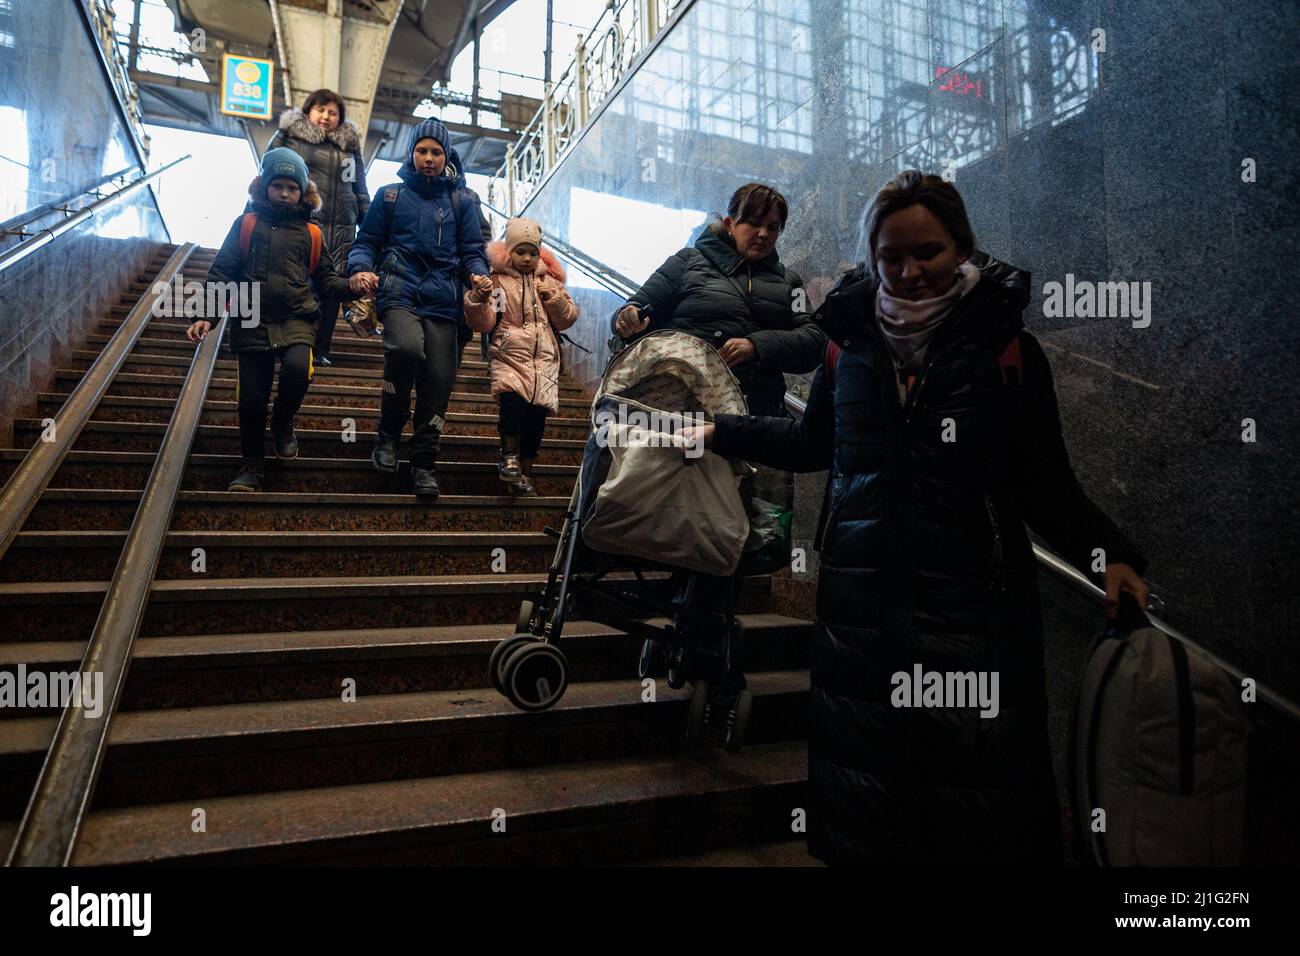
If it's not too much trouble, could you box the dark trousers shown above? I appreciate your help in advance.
[379,307,458,466]
[498,390,549,458]
[236,344,312,461]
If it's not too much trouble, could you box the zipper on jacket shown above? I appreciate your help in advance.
[528,275,541,404]
[984,492,1005,591]
[900,281,993,423]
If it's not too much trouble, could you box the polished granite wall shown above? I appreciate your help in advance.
[522,1,1300,715]
[0,0,171,442]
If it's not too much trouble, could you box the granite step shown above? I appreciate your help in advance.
[0,740,808,864]
[20,487,570,532]
[48,370,594,415]
[0,450,580,496]
[1,529,558,581]
[0,614,812,711]
[0,571,773,643]
[105,317,393,351]
[0,572,558,643]
[0,671,809,816]
[11,419,588,464]
[86,333,387,371]
[36,393,591,436]
[66,351,588,395]
[49,371,594,415]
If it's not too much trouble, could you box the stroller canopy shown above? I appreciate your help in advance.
[593,330,749,421]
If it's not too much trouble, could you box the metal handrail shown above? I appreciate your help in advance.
[0,156,190,275]
[479,198,640,300]
[0,164,140,237]
[0,243,197,562]
[6,305,226,866]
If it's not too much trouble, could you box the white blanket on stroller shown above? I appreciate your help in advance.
[581,421,751,576]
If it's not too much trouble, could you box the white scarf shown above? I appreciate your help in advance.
[876,261,981,375]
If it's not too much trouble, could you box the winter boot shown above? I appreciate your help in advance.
[228,460,264,492]
[371,432,398,473]
[273,426,298,460]
[499,434,522,482]
[412,464,440,498]
[512,456,538,497]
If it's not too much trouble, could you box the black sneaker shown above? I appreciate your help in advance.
[371,433,398,473]
[228,461,263,492]
[273,427,298,460]
[317,354,333,367]
[412,465,440,498]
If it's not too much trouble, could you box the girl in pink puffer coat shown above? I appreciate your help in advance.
[464,218,579,495]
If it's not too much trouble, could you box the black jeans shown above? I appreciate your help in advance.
[379,307,458,466]
[236,344,313,462]
[498,390,549,458]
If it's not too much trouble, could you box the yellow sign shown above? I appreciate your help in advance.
[220,54,274,120]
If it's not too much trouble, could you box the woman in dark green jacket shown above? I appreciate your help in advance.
[265,89,371,364]
[613,183,825,416]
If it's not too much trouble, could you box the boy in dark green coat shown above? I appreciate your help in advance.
[187,148,367,491]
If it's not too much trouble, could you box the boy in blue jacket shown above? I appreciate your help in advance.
[349,117,489,497]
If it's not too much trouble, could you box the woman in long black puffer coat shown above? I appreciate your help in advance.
[688,170,1150,866]
[265,89,371,364]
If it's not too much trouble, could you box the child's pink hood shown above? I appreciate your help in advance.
[486,240,567,283]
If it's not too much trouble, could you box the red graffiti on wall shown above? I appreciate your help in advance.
[936,66,982,97]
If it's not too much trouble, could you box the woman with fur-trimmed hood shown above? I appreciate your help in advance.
[265,89,371,363]
[463,218,579,495]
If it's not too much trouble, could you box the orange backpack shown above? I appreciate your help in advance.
[238,212,322,274]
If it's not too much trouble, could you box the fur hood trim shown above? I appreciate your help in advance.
[486,240,566,283]
[278,107,361,153]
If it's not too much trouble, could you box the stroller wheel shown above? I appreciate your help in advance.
[638,638,666,679]
[489,634,534,694]
[724,689,754,753]
[666,646,690,690]
[502,641,569,711]
[516,599,537,635]
[684,679,710,743]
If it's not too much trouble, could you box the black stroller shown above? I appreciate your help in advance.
[488,330,782,750]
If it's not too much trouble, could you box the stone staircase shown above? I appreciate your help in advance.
[0,243,816,865]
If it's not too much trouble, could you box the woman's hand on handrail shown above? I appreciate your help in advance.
[1103,562,1149,620]
[185,320,210,343]
[614,304,650,338]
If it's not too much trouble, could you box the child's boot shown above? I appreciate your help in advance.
[372,432,399,473]
[273,425,298,460]
[512,457,538,497]
[499,435,522,482]
[412,464,440,499]
[228,460,264,493]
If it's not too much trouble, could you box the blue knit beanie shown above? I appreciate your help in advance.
[261,147,308,192]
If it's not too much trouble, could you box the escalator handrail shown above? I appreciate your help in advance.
[478,198,640,300]
[0,155,191,276]
[0,243,197,562]
[0,163,141,236]
[6,280,225,866]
